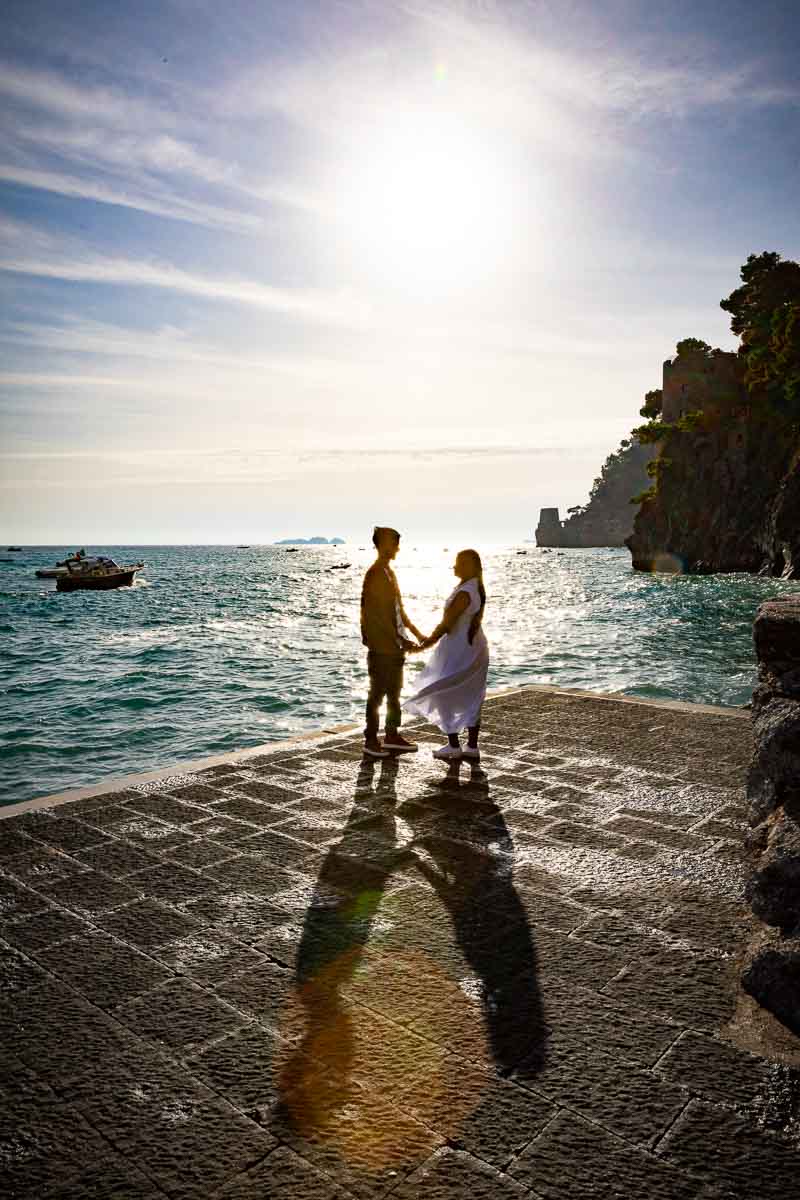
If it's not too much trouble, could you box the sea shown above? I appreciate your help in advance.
[1,543,793,807]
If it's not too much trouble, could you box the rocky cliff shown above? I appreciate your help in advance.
[742,595,800,1036]
[535,436,655,548]
[627,255,800,577]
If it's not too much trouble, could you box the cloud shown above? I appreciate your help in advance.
[0,228,369,327]
[0,163,261,232]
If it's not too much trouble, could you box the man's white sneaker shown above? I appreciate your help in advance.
[461,746,480,759]
[433,744,462,760]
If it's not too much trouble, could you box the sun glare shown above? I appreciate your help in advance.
[332,107,520,289]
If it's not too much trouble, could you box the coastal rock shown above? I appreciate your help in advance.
[745,811,800,933]
[742,941,800,1038]
[626,349,800,577]
[743,596,800,1037]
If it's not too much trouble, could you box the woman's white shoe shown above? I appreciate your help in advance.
[433,744,462,760]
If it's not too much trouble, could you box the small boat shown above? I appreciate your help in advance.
[285,548,299,553]
[237,545,250,549]
[326,562,351,571]
[56,556,144,593]
[7,546,22,552]
[36,550,87,578]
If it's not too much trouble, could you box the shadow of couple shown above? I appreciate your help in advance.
[277,754,547,1145]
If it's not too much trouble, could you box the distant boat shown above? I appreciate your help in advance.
[285,548,300,553]
[56,556,144,593]
[237,545,250,548]
[7,546,22,552]
[326,563,351,571]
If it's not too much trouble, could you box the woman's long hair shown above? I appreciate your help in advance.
[461,549,486,644]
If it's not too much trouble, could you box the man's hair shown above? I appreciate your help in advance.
[372,526,401,549]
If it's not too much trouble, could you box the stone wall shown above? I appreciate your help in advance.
[742,594,800,1034]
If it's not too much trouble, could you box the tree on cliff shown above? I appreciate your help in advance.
[675,338,712,357]
[721,252,800,420]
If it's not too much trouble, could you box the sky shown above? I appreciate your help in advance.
[1,0,798,544]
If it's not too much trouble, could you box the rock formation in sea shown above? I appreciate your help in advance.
[627,253,800,577]
[535,436,656,547]
[742,594,800,1036]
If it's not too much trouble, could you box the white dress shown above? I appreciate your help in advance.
[403,577,489,734]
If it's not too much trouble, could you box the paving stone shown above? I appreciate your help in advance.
[214,1144,353,1199]
[34,928,173,1009]
[547,982,681,1067]
[215,960,297,1031]
[0,1095,107,1198]
[392,1147,529,1199]
[614,807,702,831]
[124,793,214,825]
[0,822,34,857]
[510,889,588,933]
[653,900,745,953]
[37,868,141,915]
[237,779,305,805]
[153,931,266,984]
[133,862,218,904]
[186,1022,293,1111]
[271,1083,443,1200]
[546,821,628,851]
[109,816,199,851]
[41,1154,167,1199]
[113,1094,273,1199]
[510,1109,701,1199]
[1,844,87,885]
[21,812,112,852]
[240,829,322,868]
[0,874,52,918]
[521,1029,688,1146]
[76,802,142,830]
[0,907,88,953]
[187,891,294,943]
[0,977,136,1086]
[212,795,291,827]
[167,782,229,805]
[656,1031,777,1108]
[115,977,248,1053]
[534,927,628,988]
[661,1098,800,1198]
[573,911,666,957]
[188,814,265,844]
[205,854,299,898]
[603,947,736,1032]
[164,839,243,869]
[604,816,711,853]
[72,839,160,876]
[400,1060,555,1168]
[0,938,48,995]
[96,898,203,948]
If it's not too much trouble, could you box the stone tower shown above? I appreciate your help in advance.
[535,508,563,547]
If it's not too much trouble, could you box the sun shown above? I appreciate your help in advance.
[330,106,519,290]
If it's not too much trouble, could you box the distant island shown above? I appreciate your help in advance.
[273,536,345,545]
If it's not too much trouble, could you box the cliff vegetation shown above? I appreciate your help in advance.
[627,253,800,576]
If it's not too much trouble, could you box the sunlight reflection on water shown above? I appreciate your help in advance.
[1,543,794,804]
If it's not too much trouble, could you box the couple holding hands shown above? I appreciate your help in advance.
[360,526,489,761]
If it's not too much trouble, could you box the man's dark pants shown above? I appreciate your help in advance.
[365,651,404,739]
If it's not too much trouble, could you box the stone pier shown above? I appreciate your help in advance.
[1,685,799,1198]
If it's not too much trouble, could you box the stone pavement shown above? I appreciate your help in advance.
[1,686,799,1198]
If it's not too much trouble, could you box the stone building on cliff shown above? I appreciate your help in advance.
[535,436,656,548]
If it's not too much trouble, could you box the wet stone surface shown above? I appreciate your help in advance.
[1,687,798,1197]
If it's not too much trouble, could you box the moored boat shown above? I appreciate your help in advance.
[56,556,144,592]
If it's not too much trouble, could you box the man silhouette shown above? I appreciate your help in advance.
[360,526,423,758]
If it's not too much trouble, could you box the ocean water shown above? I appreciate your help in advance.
[1,544,792,806]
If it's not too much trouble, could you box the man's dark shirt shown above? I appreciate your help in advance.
[360,562,405,654]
